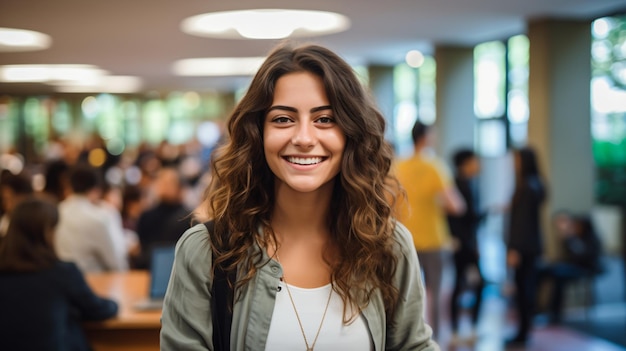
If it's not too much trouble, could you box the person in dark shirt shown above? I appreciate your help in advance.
[42,159,70,203]
[539,211,603,324]
[0,196,118,351]
[134,167,191,269]
[447,149,486,345]
[506,147,547,347]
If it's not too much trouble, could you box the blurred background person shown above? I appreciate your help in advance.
[133,166,191,269]
[539,211,603,324]
[54,164,129,273]
[395,121,465,341]
[447,148,486,346]
[120,185,145,263]
[505,147,547,347]
[120,185,144,233]
[134,146,163,206]
[42,159,71,204]
[100,183,141,268]
[0,169,9,225]
[0,171,33,239]
[0,197,118,351]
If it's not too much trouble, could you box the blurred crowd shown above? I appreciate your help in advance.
[0,134,217,272]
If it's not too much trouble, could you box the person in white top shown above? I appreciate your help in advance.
[54,165,128,273]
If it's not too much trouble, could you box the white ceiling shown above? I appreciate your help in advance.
[1,0,625,94]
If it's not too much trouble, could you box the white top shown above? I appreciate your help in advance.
[265,281,372,351]
[54,195,128,273]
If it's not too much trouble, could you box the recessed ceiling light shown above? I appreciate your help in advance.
[405,50,424,68]
[181,9,350,40]
[0,27,52,52]
[173,57,266,76]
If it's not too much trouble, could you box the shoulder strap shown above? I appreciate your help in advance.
[206,220,235,351]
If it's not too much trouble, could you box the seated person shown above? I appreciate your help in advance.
[0,197,118,351]
[134,167,191,269]
[54,164,128,273]
[540,210,603,324]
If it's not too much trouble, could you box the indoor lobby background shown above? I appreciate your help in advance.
[1,1,626,350]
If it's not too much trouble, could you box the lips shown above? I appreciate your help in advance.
[285,156,324,165]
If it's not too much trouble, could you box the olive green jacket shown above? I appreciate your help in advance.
[160,222,439,350]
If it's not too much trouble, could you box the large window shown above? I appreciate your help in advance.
[591,14,626,205]
[474,35,529,157]
[0,92,234,163]
[0,97,19,154]
[393,56,436,157]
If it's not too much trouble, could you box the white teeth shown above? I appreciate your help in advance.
[287,157,323,165]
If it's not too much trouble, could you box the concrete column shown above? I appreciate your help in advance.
[368,65,395,142]
[527,19,594,256]
[434,46,475,162]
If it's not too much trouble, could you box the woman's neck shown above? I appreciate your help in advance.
[270,201,335,287]
[271,181,333,237]
[272,202,330,242]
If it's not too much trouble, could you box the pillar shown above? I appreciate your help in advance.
[434,46,475,162]
[527,19,594,257]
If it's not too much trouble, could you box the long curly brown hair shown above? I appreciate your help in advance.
[204,42,401,320]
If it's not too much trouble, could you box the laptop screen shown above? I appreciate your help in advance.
[149,245,176,299]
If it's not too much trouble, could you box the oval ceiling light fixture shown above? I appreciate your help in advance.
[0,63,141,93]
[173,57,266,76]
[181,9,350,40]
[0,64,107,83]
[52,76,144,94]
[0,27,52,52]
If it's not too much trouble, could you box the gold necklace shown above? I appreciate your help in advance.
[277,254,332,351]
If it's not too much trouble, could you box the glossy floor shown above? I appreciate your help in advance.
[432,215,626,351]
[436,285,626,351]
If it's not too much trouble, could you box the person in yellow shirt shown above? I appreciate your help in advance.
[395,121,465,340]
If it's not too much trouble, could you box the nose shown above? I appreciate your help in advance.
[291,121,315,148]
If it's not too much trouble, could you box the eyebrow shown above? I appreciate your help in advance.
[267,105,332,113]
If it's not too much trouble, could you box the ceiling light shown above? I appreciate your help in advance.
[0,64,141,93]
[0,64,107,83]
[52,76,143,94]
[173,57,266,76]
[0,27,52,52]
[405,50,425,68]
[181,9,350,40]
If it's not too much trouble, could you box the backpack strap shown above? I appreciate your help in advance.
[205,220,235,351]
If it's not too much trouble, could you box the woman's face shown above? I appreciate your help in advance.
[263,71,346,195]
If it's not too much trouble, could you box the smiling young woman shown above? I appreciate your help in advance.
[263,71,346,196]
[160,42,439,351]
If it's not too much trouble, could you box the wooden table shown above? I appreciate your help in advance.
[85,270,161,351]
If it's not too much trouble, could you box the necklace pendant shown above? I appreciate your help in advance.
[306,348,313,351]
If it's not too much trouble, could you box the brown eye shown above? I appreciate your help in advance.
[316,116,335,124]
[272,116,292,123]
